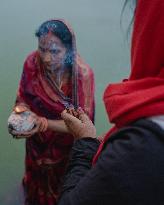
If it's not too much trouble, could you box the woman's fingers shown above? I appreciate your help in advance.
[61,109,97,139]
[62,109,90,126]
[10,122,39,137]
[62,110,81,125]
[67,107,74,116]
[11,130,32,137]
[11,130,22,136]
[72,109,78,117]
[61,110,83,133]
[79,113,90,123]
[77,107,84,114]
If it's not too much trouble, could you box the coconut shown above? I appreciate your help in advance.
[8,111,35,133]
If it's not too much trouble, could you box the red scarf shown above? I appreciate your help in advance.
[93,0,164,164]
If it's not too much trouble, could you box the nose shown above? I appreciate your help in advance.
[43,52,51,63]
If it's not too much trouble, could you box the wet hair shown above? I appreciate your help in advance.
[121,0,138,38]
[123,0,137,10]
[35,20,72,48]
[122,0,137,20]
[35,20,74,67]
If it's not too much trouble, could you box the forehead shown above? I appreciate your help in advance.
[39,33,64,48]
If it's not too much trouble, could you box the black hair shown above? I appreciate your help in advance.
[35,20,74,67]
[120,0,138,38]
[122,0,137,12]
[35,20,72,48]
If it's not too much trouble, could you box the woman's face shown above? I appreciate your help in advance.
[38,32,67,72]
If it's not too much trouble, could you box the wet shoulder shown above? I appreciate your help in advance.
[23,51,38,72]
[77,54,93,77]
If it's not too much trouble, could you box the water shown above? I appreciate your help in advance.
[0,0,132,203]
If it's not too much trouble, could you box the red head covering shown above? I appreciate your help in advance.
[93,0,164,163]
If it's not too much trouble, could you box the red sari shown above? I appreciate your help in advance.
[15,20,95,205]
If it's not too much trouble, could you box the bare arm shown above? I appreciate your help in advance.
[9,114,69,139]
[47,119,69,133]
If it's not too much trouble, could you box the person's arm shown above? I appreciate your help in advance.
[61,138,100,194]
[58,108,164,205]
[58,135,129,205]
[57,110,118,205]
[47,119,68,133]
[10,117,69,139]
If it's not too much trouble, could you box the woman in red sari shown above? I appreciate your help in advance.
[9,19,95,205]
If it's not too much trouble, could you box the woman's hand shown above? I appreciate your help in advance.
[10,112,48,139]
[61,108,96,139]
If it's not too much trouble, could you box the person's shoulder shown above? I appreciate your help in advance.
[77,54,94,77]
[103,118,164,160]
[98,119,164,191]
[23,51,38,71]
[24,50,38,64]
